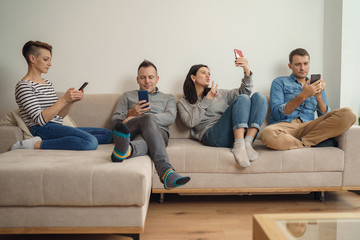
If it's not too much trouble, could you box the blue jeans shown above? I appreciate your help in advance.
[202,93,268,148]
[30,123,113,150]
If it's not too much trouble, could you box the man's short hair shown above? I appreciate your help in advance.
[138,60,157,75]
[22,41,52,64]
[289,48,310,64]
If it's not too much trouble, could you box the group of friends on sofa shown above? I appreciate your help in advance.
[10,40,357,190]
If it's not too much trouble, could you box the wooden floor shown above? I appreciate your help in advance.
[1,191,360,240]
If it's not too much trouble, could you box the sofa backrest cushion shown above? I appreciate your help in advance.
[62,92,269,140]
[65,93,121,129]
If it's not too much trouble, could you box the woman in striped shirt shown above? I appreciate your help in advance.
[11,41,113,150]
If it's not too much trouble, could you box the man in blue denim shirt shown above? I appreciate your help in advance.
[262,48,356,150]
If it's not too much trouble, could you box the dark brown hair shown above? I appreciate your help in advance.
[183,64,210,104]
[22,41,52,64]
[138,60,158,75]
[289,48,310,64]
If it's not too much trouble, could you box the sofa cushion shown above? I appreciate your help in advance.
[64,93,121,129]
[0,109,33,139]
[0,144,152,207]
[166,139,344,174]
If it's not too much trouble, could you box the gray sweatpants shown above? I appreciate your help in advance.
[125,114,172,181]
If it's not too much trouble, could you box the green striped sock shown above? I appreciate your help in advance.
[111,122,131,162]
[162,169,191,190]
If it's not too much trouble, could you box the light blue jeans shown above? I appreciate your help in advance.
[202,93,268,148]
[30,123,113,150]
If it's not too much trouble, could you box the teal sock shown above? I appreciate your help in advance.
[162,169,191,190]
[111,122,131,162]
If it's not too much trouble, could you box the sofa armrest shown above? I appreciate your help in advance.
[0,126,23,153]
[337,126,360,187]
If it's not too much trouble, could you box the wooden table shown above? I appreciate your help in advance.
[253,212,360,240]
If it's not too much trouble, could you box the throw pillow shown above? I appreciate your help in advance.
[0,109,77,139]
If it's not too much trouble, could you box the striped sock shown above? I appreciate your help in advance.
[162,169,191,190]
[111,122,131,162]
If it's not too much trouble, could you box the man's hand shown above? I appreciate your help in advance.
[300,79,324,99]
[127,100,150,117]
[313,79,327,113]
[284,79,327,115]
[123,101,150,124]
[312,79,326,96]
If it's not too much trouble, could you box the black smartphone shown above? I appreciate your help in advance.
[79,82,89,90]
[310,74,321,84]
[138,90,149,108]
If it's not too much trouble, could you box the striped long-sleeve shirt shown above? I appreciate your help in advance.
[15,79,63,128]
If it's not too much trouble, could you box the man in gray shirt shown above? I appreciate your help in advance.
[110,60,190,190]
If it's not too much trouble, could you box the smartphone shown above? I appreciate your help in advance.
[138,90,149,108]
[79,82,89,90]
[234,49,244,58]
[310,74,321,84]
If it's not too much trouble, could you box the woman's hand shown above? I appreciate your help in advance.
[205,81,219,100]
[63,88,83,103]
[235,57,251,76]
[44,88,82,121]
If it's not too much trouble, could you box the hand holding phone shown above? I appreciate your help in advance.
[138,90,149,109]
[234,49,244,58]
[310,74,321,84]
[79,82,89,91]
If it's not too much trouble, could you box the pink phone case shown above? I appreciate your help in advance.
[234,49,244,58]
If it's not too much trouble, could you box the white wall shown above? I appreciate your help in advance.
[340,0,360,123]
[323,0,342,109]
[0,0,325,117]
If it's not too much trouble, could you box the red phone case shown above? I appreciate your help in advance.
[234,49,244,58]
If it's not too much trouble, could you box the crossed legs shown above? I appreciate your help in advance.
[111,114,191,189]
[261,107,356,150]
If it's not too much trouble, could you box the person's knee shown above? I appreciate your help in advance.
[139,114,155,122]
[252,92,267,104]
[339,107,357,125]
[260,125,284,148]
[251,93,268,113]
[82,135,98,150]
[260,127,273,144]
[139,114,157,129]
[235,94,250,103]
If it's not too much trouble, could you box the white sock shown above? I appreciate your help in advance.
[231,139,250,167]
[245,136,259,162]
[11,136,41,150]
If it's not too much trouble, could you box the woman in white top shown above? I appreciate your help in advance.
[11,40,112,150]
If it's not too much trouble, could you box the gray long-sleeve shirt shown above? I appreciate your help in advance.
[177,74,253,141]
[110,89,176,132]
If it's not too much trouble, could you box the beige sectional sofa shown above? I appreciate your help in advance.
[0,93,359,239]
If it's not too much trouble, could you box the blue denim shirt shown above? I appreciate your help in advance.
[269,74,331,125]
